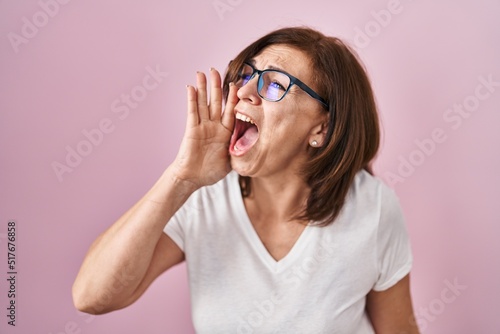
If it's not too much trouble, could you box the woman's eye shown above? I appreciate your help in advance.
[270,81,286,91]
[238,73,252,85]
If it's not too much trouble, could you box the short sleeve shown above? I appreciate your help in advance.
[162,173,235,254]
[372,185,413,291]
[163,195,193,252]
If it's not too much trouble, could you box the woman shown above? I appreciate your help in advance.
[73,27,420,333]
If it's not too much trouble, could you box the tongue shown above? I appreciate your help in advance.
[235,125,259,151]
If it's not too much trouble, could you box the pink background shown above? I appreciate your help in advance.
[1,1,499,333]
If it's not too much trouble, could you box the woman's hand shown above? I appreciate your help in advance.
[172,68,238,189]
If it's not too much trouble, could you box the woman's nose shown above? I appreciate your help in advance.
[236,75,261,105]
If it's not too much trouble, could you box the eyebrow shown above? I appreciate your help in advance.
[247,59,286,73]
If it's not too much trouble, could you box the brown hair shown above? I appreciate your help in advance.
[223,26,380,226]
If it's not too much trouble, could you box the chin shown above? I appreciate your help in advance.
[231,156,254,177]
[230,157,252,177]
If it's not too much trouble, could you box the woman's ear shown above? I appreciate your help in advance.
[308,114,329,148]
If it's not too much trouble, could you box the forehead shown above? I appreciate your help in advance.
[251,44,313,79]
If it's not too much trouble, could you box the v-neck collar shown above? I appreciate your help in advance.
[231,174,314,273]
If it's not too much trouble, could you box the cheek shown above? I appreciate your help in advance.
[259,100,322,145]
[262,117,311,151]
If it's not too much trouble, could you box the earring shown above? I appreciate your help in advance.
[311,140,318,147]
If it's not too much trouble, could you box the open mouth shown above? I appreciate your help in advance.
[229,112,259,156]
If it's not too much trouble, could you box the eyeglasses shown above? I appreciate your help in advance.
[235,62,329,110]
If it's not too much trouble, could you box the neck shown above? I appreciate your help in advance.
[243,172,310,224]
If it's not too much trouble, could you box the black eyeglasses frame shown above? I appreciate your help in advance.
[237,62,329,110]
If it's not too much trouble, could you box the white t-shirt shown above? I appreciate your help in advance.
[164,170,412,334]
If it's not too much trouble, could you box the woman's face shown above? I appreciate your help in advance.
[229,44,328,179]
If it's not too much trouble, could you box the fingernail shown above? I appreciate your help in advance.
[210,67,215,71]
[229,82,234,87]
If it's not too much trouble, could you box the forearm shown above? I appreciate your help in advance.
[72,166,196,313]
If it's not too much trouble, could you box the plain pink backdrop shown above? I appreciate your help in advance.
[1,0,499,333]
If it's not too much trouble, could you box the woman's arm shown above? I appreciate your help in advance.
[366,274,420,333]
[72,167,194,314]
[72,69,238,314]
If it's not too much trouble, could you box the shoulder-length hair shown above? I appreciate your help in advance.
[222,26,380,226]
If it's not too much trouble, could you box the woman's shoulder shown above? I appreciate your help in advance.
[187,171,240,207]
[200,170,239,196]
[351,169,398,200]
[344,169,402,217]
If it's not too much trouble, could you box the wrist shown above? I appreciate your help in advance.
[164,166,200,195]
[145,166,199,207]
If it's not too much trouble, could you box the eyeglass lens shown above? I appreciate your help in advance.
[238,64,291,102]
